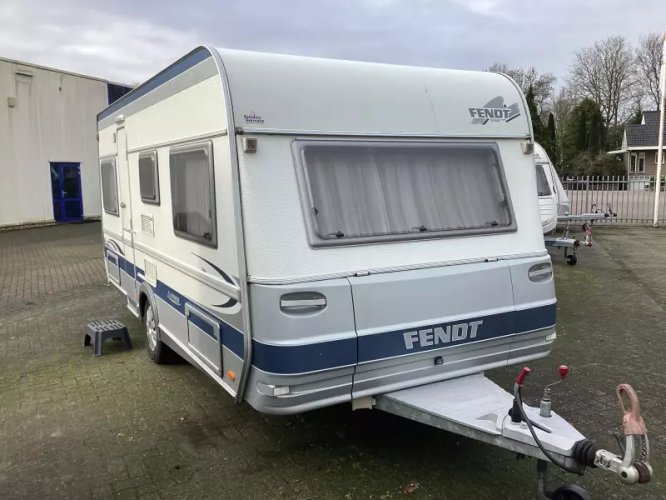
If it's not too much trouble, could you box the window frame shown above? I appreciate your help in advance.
[100,157,119,216]
[638,153,645,173]
[291,139,516,248]
[630,153,637,173]
[138,150,160,205]
[169,140,217,247]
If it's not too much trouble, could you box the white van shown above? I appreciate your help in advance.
[98,47,556,415]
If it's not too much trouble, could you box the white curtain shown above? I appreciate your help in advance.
[171,149,213,240]
[303,144,511,239]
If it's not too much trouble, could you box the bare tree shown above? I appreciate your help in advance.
[568,36,635,127]
[634,33,662,110]
[487,63,556,111]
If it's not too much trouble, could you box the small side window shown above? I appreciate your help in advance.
[100,158,119,216]
[139,150,160,204]
[170,141,216,246]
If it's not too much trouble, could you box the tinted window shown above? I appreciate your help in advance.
[536,164,552,196]
[298,141,513,245]
[139,151,159,204]
[100,159,119,216]
[170,143,216,245]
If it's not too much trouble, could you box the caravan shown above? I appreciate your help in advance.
[97,48,654,496]
[98,47,556,415]
[535,143,570,234]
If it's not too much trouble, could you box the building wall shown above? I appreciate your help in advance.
[626,149,666,177]
[0,59,108,227]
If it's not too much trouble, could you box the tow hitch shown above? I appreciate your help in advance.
[513,367,653,499]
[373,366,653,500]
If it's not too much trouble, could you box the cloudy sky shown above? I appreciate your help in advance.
[0,0,663,85]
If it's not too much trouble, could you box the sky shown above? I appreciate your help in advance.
[0,0,663,86]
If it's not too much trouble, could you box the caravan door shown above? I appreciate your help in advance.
[115,126,137,308]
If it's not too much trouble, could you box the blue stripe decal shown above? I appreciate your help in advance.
[98,47,212,122]
[104,250,556,375]
[251,338,358,375]
[357,304,556,363]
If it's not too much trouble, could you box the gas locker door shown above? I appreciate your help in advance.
[348,261,517,398]
[115,126,137,307]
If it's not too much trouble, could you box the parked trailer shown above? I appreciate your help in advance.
[97,47,651,498]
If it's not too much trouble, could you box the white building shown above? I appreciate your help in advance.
[0,57,131,229]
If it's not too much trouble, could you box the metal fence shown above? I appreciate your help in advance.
[562,175,666,224]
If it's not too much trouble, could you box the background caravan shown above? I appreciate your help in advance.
[97,47,553,415]
[535,142,570,235]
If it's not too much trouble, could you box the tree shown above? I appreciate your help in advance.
[568,36,635,127]
[526,85,545,144]
[544,113,557,165]
[634,33,663,110]
[487,63,556,110]
[560,99,605,173]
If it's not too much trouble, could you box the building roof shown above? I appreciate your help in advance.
[626,111,666,148]
[0,55,131,88]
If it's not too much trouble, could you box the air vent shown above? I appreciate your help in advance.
[144,259,157,286]
[141,214,154,236]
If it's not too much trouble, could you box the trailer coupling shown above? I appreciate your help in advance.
[374,366,653,499]
[572,384,653,485]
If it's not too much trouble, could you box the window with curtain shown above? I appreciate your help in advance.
[536,164,551,197]
[100,159,119,216]
[298,142,514,245]
[170,142,216,246]
[139,151,160,204]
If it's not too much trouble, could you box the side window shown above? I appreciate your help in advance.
[169,141,216,246]
[139,150,160,204]
[100,158,119,216]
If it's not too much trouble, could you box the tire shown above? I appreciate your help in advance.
[566,254,578,266]
[144,300,171,364]
[548,484,591,500]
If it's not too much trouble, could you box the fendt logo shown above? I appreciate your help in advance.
[403,320,483,350]
[469,96,520,125]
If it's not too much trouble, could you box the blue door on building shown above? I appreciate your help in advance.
[50,162,83,222]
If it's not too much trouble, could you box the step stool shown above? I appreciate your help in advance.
[83,320,132,356]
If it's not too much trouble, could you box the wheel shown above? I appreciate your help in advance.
[144,301,172,364]
[548,484,591,500]
[566,254,578,266]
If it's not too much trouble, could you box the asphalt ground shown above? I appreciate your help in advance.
[1,222,665,499]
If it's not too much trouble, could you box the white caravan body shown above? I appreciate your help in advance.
[98,47,556,415]
[534,143,570,232]
[534,144,558,233]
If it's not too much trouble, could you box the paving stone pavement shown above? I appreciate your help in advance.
[1,222,665,499]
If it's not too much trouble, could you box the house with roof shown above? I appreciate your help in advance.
[609,111,666,183]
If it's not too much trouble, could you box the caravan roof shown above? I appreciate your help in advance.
[100,47,531,139]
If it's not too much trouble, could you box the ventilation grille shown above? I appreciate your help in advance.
[144,259,157,286]
[140,214,154,236]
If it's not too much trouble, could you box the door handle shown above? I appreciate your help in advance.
[280,292,327,314]
[120,202,127,208]
[280,298,327,308]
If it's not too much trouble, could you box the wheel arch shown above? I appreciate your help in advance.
[138,282,159,323]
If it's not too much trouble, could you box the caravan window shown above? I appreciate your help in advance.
[296,141,514,246]
[139,151,160,204]
[535,164,551,196]
[169,142,216,246]
[100,158,119,216]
